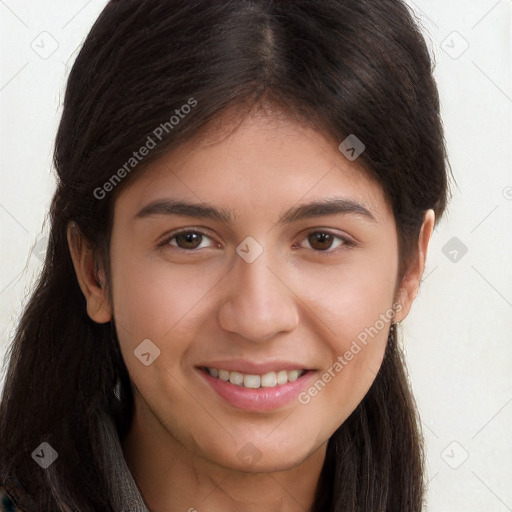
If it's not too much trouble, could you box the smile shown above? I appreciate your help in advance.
[202,367,306,389]
[197,365,315,412]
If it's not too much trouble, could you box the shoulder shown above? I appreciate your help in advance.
[0,486,24,512]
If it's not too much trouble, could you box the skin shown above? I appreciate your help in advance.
[68,104,434,512]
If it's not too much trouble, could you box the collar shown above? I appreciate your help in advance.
[98,409,150,512]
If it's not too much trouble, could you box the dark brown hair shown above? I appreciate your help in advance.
[0,1,450,510]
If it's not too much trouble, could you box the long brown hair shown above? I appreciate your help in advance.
[0,1,449,510]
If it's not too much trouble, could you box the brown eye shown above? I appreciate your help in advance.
[299,231,352,254]
[159,230,216,251]
[174,231,204,249]
[307,232,335,251]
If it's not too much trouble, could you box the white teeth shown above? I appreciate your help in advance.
[206,367,305,388]
[288,370,301,382]
[261,371,277,387]
[229,371,244,386]
[243,374,261,388]
[277,370,288,385]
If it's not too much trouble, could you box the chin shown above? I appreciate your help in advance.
[210,442,318,474]
[230,454,308,474]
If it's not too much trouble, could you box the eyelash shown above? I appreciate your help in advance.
[157,228,356,255]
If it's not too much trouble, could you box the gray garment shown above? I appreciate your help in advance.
[97,409,151,512]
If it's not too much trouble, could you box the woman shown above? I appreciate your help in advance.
[0,0,450,510]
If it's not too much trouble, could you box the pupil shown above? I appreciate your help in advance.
[310,233,332,250]
[178,232,201,248]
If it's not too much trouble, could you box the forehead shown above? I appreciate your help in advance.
[114,110,393,225]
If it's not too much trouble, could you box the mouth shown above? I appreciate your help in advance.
[199,366,307,389]
[196,363,316,412]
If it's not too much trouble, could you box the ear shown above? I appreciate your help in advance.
[394,209,435,323]
[66,222,112,324]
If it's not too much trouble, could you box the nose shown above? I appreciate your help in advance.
[217,245,300,343]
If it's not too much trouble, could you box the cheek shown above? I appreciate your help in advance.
[298,242,398,339]
[295,246,397,416]
[296,272,395,433]
[109,249,219,341]
[109,250,223,394]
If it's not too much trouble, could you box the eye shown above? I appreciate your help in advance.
[297,230,354,254]
[158,229,218,251]
[158,228,355,254]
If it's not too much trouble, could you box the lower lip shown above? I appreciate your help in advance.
[197,368,316,412]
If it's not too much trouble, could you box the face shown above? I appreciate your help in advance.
[90,109,415,473]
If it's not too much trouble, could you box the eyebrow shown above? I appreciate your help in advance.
[134,197,377,225]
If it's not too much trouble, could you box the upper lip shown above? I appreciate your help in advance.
[197,359,312,374]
